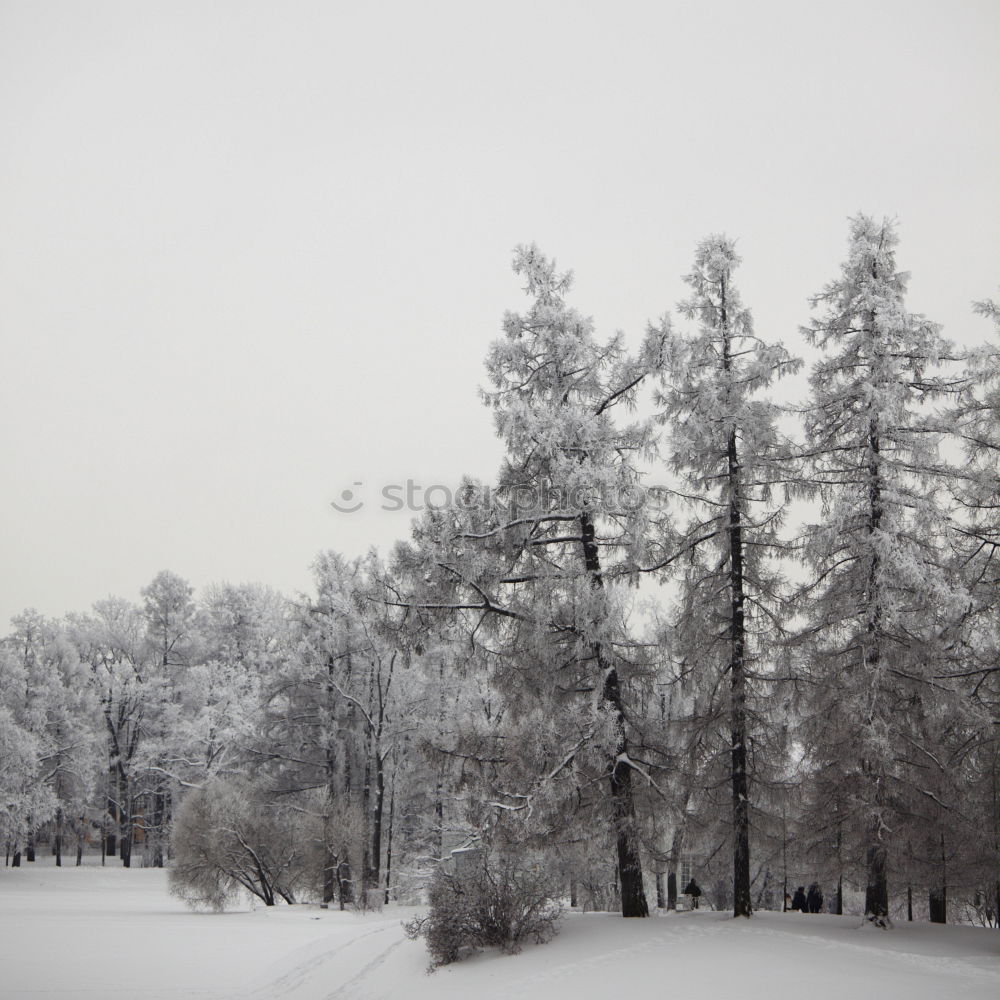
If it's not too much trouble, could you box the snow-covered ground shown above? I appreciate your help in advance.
[1,861,998,999]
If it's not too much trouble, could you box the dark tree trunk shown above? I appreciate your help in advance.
[338,860,354,909]
[929,832,947,923]
[992,759,1000,931]
[361,693,373,890]
[151,789,166,868]
[667,823,684,912]
[864,841,889,926]
[12,849,21,867]
[343,725,353,798]
[323,656,338,908]
[332,856,344,910]
[727,427,751,918]
[834,827,843,915]
[721,280,752,919]
[119,785,132,869]
[781,804,788,910]
[434,789,444,863]
[610,748,648,917]
[907,885,913,921]
[370,753,385,894]
[435,660,445,864]
[106,758,117,859]
[384,776,395,906]
[322,840,337,907]
[248,850,277,907]
[55,808,63,867]
[862,390,889,928]
[580,512,649,918]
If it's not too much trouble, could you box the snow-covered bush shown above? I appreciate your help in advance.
[403,853,563,970]
[168,777,305,910]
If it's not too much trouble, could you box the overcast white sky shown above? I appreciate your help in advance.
[1,0,998,627]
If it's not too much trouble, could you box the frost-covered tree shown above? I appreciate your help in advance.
[0,705,56,863]
[944,292,1000,922]
[396,246,666,916]
[70,598,154,866]
[141,571,197,669]
[795,215,968,926]
[138,570,198,865]
[32,631,99,867]
[1,612,98,865]
[308,553,413,896]
[162,659,264,782]
[0,621,60,863]
[951,292,1000,627]
[654,235,800,916]
[253,554,415,907]
[198,582,288,671]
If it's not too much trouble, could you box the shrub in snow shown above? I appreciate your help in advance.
[168,777,304,910]
[403,852,563,971]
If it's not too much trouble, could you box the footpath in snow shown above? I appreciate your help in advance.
[1,861,998,1000]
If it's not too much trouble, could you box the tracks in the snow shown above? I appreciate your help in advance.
[323,937,405,999]
[246,922,399,1000]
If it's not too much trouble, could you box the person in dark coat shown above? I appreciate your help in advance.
[790,886,807,911]
[682,878,702,909]
[806,883,824,913]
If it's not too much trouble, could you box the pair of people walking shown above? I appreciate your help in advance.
[789,883,824,913]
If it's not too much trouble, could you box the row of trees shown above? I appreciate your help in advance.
[0,562,455,906]
[2,216,998,929]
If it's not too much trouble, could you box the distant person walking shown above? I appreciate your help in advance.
[790,886,807,912]
[683,878,702,910]
[806,883,824,913]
